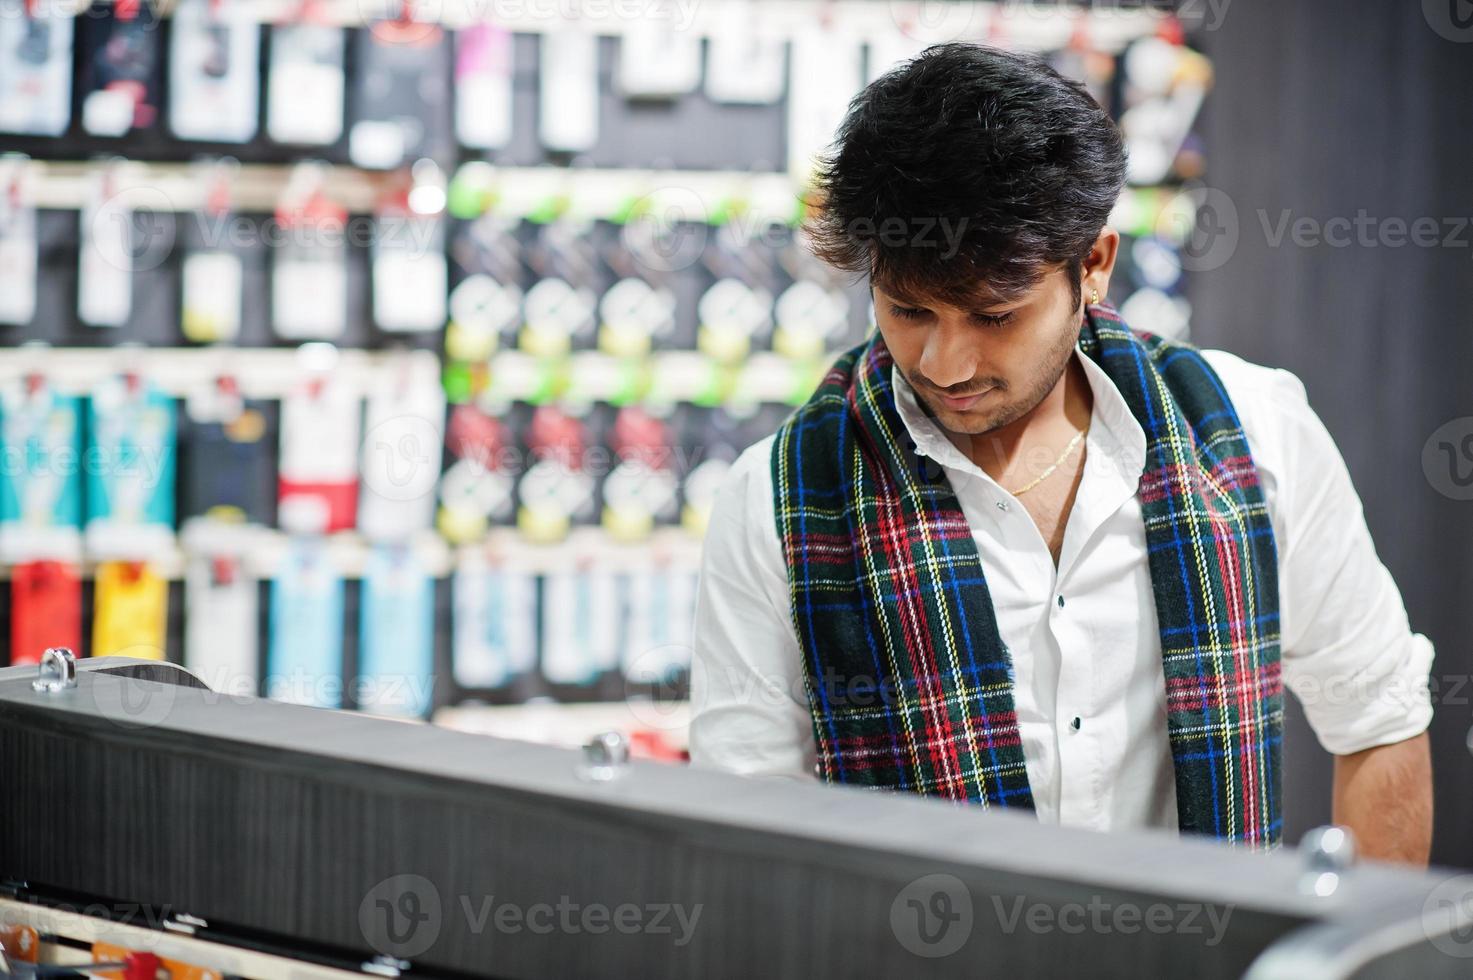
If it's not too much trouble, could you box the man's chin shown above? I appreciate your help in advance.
[928,403,1004,435]
[938,414,1000,436]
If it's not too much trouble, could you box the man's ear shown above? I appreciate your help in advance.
[1082,227,1121,300]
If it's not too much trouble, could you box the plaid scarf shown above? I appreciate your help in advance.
[771,303,1283,849]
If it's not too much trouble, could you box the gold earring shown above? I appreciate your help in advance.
[1089,288,1100,306]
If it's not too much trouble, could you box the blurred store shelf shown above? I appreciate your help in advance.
[0,345,829,405]
[0,525,704,579]
[434,698,690,756]
[79,0,1167,52]
[16,158,806,222]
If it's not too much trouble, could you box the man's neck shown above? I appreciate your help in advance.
[944,349,1095,480]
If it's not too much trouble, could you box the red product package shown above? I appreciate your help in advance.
[10,561,82,665]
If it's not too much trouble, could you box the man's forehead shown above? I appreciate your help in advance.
[870,274,1044,308]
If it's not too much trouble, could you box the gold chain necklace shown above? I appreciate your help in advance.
[1005,427,1088,497]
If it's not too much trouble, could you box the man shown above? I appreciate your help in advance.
[688,43,1434,863]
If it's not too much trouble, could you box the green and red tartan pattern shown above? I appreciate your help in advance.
[771,303,1284,849]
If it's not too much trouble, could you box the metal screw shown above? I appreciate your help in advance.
[1298,824,1357,898]
[580,731,631,782]
[31,648,77,694]
[362,955,409,978]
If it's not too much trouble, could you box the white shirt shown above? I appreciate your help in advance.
[688,343,1436,834]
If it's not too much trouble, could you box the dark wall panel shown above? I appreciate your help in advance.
[1193,0,1473,866]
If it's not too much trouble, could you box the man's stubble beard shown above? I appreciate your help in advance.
[911,307,1083,438]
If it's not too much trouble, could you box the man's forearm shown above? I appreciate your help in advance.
[1331,731,1433,866]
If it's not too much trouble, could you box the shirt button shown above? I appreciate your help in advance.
[995,499,1009,512]
[1070,716,1082,731]
[1057,594,1065,609]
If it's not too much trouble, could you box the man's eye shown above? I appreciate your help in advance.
[889,304,928,320]
[974,311,1015,327]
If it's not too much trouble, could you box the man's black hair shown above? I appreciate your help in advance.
[805,42,1128,308]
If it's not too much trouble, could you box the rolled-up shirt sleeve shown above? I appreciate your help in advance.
[688,437,818,779]
[1240,359,1436,755]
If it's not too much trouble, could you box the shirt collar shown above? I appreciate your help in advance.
[890,346,1147,487]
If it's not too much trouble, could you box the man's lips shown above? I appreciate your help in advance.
[932,386,995,410]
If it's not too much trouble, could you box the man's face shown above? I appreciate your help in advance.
[873,265,1083,437]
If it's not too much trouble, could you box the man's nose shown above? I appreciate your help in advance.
[916,320,980,389]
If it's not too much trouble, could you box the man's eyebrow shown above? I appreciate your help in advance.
[967,279,1039,307]
[874,283,1027,310]
[970,293,1029,311]
[872,282,922,305]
